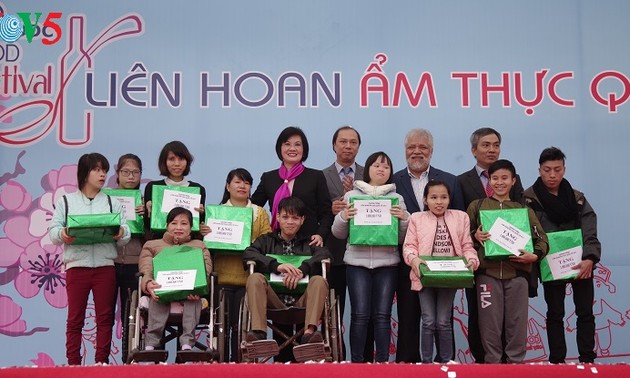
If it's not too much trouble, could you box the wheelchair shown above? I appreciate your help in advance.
[238,258,343,363]
[121,271,225,364]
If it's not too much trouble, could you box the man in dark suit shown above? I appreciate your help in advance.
[322,125,374,361]
[393,128,464,363]
[457,127,524,363]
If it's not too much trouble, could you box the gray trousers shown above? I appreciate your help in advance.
[476,274,528,363]
[145,298,202,349]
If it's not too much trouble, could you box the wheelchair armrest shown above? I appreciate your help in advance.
[321,258,331,280]
[246,260,256,274]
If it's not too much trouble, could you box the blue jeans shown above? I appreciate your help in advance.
[418,287,456,363]
[346,265,397,362]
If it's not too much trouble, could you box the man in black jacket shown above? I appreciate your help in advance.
[243,196,331,354]
[523,147,600,364]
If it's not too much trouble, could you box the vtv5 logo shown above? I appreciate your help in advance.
[0,11,62,45]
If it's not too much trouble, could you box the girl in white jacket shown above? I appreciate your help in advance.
[332,151,409,363]
[49,153,130,365]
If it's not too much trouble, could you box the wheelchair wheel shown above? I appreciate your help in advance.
[329,289,343,362]
[236,295,251,362]
[121,289,131,364]
[217,288,227,362]
[123,289,139,363]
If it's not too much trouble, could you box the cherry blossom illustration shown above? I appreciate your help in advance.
[14,242,67,308]
[0,294,48,337]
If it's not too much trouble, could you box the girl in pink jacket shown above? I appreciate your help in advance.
[402,181,479,363]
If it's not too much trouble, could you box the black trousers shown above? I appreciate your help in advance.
[465,286,485,363]
[543,278,596,363]
[395,263,421,362]
[330,264,375,361]
[114,263,138,324]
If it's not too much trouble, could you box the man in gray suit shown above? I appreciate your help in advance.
[323,125,373,360]
[457,127,524,363]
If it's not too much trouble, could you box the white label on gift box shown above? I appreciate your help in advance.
[204,219,245,245]
[546,246,582,280]
[155,269,197,291]
[111,196,136,221]
[269,273,309,284]
[161,189,201,218]
[488,217,531,256]
[425,259,469,272]
[353,199,392,226]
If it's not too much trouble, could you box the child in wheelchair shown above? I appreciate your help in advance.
[138,207,213,352]
[242,196,332,353]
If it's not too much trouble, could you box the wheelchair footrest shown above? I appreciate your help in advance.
[293,342,329,363]
[175,350,214,363]
[241,339,279,359]
[131,350,169,363]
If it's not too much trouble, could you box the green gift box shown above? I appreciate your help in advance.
[150,185,201,232]
[67,213,121,245]
[204,205,253,254]
[540,229,582,282]
[349,196,399,246]
[419,256,475,289]
[265,254,310,295]
[480,208,533,260]
[102,189,144,235]
[153,246,209,303]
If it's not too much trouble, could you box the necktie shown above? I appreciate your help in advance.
[341,167,353,193]
[481,170,494,197]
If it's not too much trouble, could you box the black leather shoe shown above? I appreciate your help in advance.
[300,331,323,344]
[246,330,267,342]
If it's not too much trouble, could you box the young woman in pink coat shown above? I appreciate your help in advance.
[402,181,479,363]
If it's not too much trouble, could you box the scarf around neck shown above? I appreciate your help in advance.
[271,162,305,230]
[353,180,396,196]
[165,177,189,187]
[532,177,579,226]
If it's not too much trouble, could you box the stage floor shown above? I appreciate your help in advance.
[1,362,627,378]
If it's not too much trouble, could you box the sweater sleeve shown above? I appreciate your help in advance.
[138,242,155,293]
[580,197,601,264]
[314,170,334,239]
[402,214,420,267]
[242,235,278,274]
[528,207,549,259]
[48,196,67,246]
[111,195,131,247]
[459,213,479,269]
[251,172,270,208]
[397,193,410,243]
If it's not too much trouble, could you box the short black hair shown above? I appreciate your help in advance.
[470,127,502,148]
[158,141,193,177]
[275,126,309,162]
[221,168,254,204]
[488,159,516,178]
[116,153,142,188]
[423,180,451,199]
[332,126,361,147]
[538,147,566,165]
[363,151,394,185]
[166,206,193,225]
[277,196,306,217]
[77,153,109,190]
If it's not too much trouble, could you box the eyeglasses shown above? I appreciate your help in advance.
[119,169,141,177]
